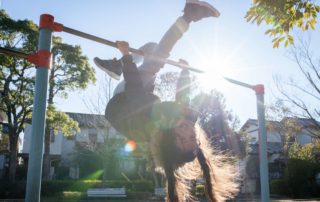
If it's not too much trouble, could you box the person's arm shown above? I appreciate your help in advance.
[175,59,191,106]
[116,41,145,94]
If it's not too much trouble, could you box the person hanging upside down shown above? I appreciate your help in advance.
[94,1,239,201]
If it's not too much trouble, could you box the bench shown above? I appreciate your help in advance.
[87,188,126,198]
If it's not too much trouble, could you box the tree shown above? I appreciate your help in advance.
[82,75,114,114]
[266,100,304,160]
[192,90,243,155]
[272,38,320,139]
[246,0,320,47]
[42,36,96,179]
[0,10,96,181]
[0,10,37,182]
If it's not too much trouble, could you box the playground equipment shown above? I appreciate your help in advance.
[0,14,270,202]
[224,77,270,202]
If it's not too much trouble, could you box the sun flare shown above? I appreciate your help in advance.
[195,53,237,92]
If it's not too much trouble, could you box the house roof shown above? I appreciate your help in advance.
[240,119,281,132]
[281,117,319,128]
[240,119,258,131]
[66,112,110,128]
[240,116,320,133]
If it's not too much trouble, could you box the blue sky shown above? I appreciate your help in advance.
[2,0,319,126]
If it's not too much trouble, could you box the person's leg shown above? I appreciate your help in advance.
[138,1,220,91]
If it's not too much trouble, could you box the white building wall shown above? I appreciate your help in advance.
[245,124,281,144]
[22,124,63,155]
[22,124,32,154]
[267,131,281,143]
[23,123,120,155]
[50,132,63,155]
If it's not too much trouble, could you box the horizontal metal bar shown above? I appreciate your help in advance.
[224,77,255,90]
[0,47,29,59]
[62,26,204,73]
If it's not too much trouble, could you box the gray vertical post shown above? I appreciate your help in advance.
[255,85,270,202]
[224,77,270,202]
[25,14,53,202]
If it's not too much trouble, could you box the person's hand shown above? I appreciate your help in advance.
[116,41,130,56]
[178,59,190,69]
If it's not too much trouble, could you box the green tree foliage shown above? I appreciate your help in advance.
[285,143,320,197]
[49,38,96,99]
[246,0,320,47]
[0,10,37,182]
[46,105,79,137]
[289,142,318,162]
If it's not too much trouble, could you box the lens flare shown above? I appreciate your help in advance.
[124,140,137,152]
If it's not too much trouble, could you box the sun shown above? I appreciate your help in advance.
[195,52,237,92]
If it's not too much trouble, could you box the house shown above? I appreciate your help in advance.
[238,117,316,194]
[239,119,283,194]
[280,117,319,145]
[21,112,139,180]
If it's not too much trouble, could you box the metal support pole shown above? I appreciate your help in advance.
[255,85,270,202]
[224,77,270,202]
[25,14,53,202]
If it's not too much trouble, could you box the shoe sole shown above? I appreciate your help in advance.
[187,0,220,17]
[94,59,121,80]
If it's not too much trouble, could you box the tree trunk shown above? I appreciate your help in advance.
[8,133,18,183]
[42,126,51,180]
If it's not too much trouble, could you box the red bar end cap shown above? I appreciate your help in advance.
[254,84,264,94]
[39,14,54,30]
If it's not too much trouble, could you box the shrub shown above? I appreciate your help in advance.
[270,179,288,196]
[285,158,320,198]
[0,181,26,199]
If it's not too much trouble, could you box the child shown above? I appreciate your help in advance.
[95,1,239,201]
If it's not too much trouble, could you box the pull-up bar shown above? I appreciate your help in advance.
[61,26,204,73]
[0,23,204,73]
[0,47,28,59]
[0,47,51,68]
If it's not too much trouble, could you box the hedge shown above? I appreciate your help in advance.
[0,180,154,199]
[270,179,288,196]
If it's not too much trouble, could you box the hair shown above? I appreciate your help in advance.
[150,123,239,202]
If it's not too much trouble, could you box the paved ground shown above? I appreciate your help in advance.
[1,197,320,201]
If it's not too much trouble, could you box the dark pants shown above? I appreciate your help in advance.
[105,59,160,141]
